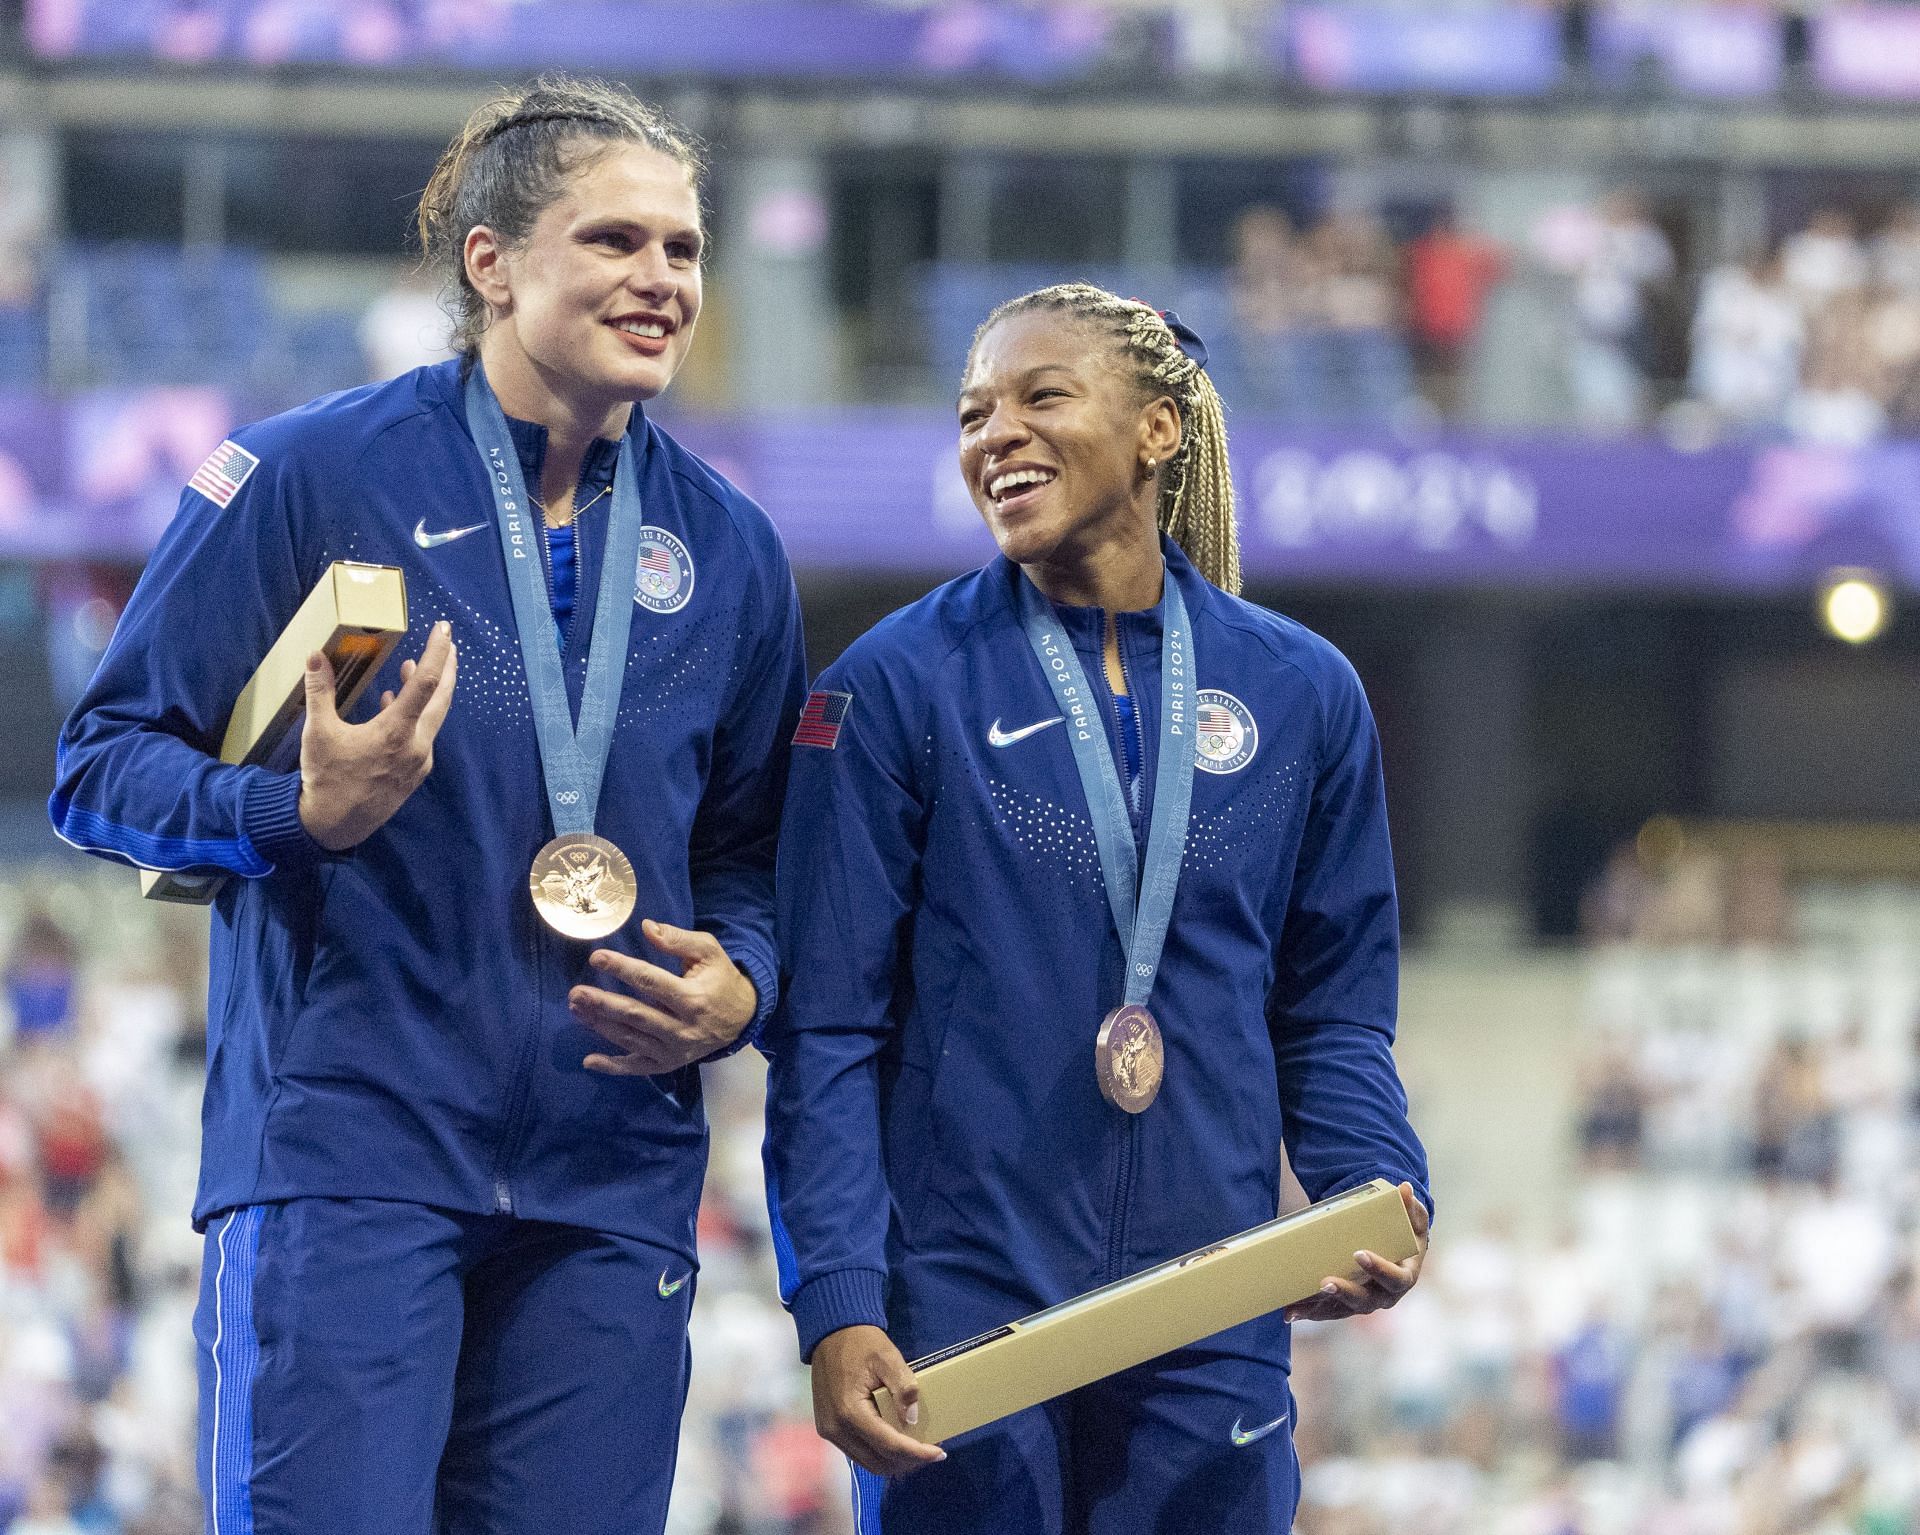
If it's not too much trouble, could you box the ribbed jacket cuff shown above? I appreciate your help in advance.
[702,944,777,1062]
[240,770,328,874]
[735,944,779,1029]
[792,1268,890,1363]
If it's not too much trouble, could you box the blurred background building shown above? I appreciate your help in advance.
[1,1,1919,1531]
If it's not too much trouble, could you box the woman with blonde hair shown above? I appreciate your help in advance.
[53,76,805,1533]
[765,284,1430,1532]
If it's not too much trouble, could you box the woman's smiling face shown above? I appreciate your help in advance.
[473,141,705,414]
[958,310,1178,574]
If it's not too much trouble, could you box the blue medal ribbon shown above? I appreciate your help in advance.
[1016,568,1194,1009]
[465,366,646,839]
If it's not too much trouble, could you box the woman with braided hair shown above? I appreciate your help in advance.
[54,75,807,1533]
[764,282,1431,1532]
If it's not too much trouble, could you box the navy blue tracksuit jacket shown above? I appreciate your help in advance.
[763,540,1429,1531]
[764,545,1428,1529]
[52,357,807,1258]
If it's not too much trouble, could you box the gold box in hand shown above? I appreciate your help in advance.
[138,561,409,904]
[873,1178,1418,1445]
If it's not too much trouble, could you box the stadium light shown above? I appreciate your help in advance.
[1818,570,1890,646]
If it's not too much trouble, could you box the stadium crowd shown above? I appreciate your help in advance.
[0,872,851,1535]
[1228,189,1920,445]
[17,184,1920,451]
[3,840,1917,1534]
[1295,843,1920,1535]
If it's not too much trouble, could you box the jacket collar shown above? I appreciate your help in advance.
[992,532,1211,647]
[432,355,648,490]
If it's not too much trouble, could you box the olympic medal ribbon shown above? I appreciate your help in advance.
[464,366,646,938]
[1017,569,1195,1110]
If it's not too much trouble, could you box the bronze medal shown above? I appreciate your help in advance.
[528,833,638,941]
[1096,1004,1164,1114]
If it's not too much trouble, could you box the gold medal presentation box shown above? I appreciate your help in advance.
[137,561,409,905]
[874,1178,1418,1445]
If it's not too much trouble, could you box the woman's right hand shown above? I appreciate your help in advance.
[810,1324,949,1477]
[298,621,458,851]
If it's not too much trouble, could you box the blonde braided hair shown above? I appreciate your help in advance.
[417,74,707,356]
[973,282,1241,595]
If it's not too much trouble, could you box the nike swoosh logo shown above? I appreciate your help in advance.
[413,518,489,549]
[658,1269,690,1299]
[987,716,1065,748]
[1229,1410,1290,1447]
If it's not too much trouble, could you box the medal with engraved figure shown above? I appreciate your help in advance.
[529,832,638,941]
[1096,1003,1165,1114]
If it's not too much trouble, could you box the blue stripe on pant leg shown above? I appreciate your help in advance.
[850,1461,885,1535]
[209,1206,264,1535]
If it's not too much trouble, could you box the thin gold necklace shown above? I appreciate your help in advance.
[530,484,612,522]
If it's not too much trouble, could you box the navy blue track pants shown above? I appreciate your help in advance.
[194,1198,696,1535]
[855,1311,1300,1535]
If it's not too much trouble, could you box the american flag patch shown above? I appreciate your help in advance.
[793,690,852,750]
[187,440,260,508]
[638,547,674,576]
[1199,705,1237,734]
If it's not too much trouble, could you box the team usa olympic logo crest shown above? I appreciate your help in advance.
[634,527,695,614]
[1194,689,1257,775]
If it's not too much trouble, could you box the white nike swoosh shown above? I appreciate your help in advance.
[658,1269,690,1299]
[1229,1410,1290,1447]
[413,518,489,549]
[987,716,1065,748]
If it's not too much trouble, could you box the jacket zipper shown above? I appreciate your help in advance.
[539,509,574,656]
[1100,610,1142,1282]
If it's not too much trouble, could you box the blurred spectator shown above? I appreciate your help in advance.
[1576,1040,1646,1169]
[1230,204,1300,337]
[1871,201,1920,295]
[1305,211,1416,424]
[1788,285,1889,445]
[1580,842,1652,943]
[1864,278,1920,430]
[1725,848,1792,946]
[1751,1037,1830,1181]
[1229,204,1309,417]
[0,142,50,312]
[1732,202,1920,443]
[1404,208,1507,416]
[1534,189,1676,433]
[1688,248,1802,434]
[6,911,78,1044]
[0,138,52,390]
[358,268,454,383]
[1781,208,1868,315]
[1228,203,1415,424]
[1552,1307,1630,1461]
[28,1054,109,1215]
[9,1476,86,1535]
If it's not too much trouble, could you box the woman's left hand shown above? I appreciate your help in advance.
[569,920,758,1076]
[1284,1182,1429,1324]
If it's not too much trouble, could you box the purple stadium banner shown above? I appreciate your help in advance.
[1812,6,1920,100]
[6,393,1919,588]
[0,396,67,549]
[24,0,1142,82]
[1282,5,1564,96]
[1590,4,1783,99]
[664,415,1920,589]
